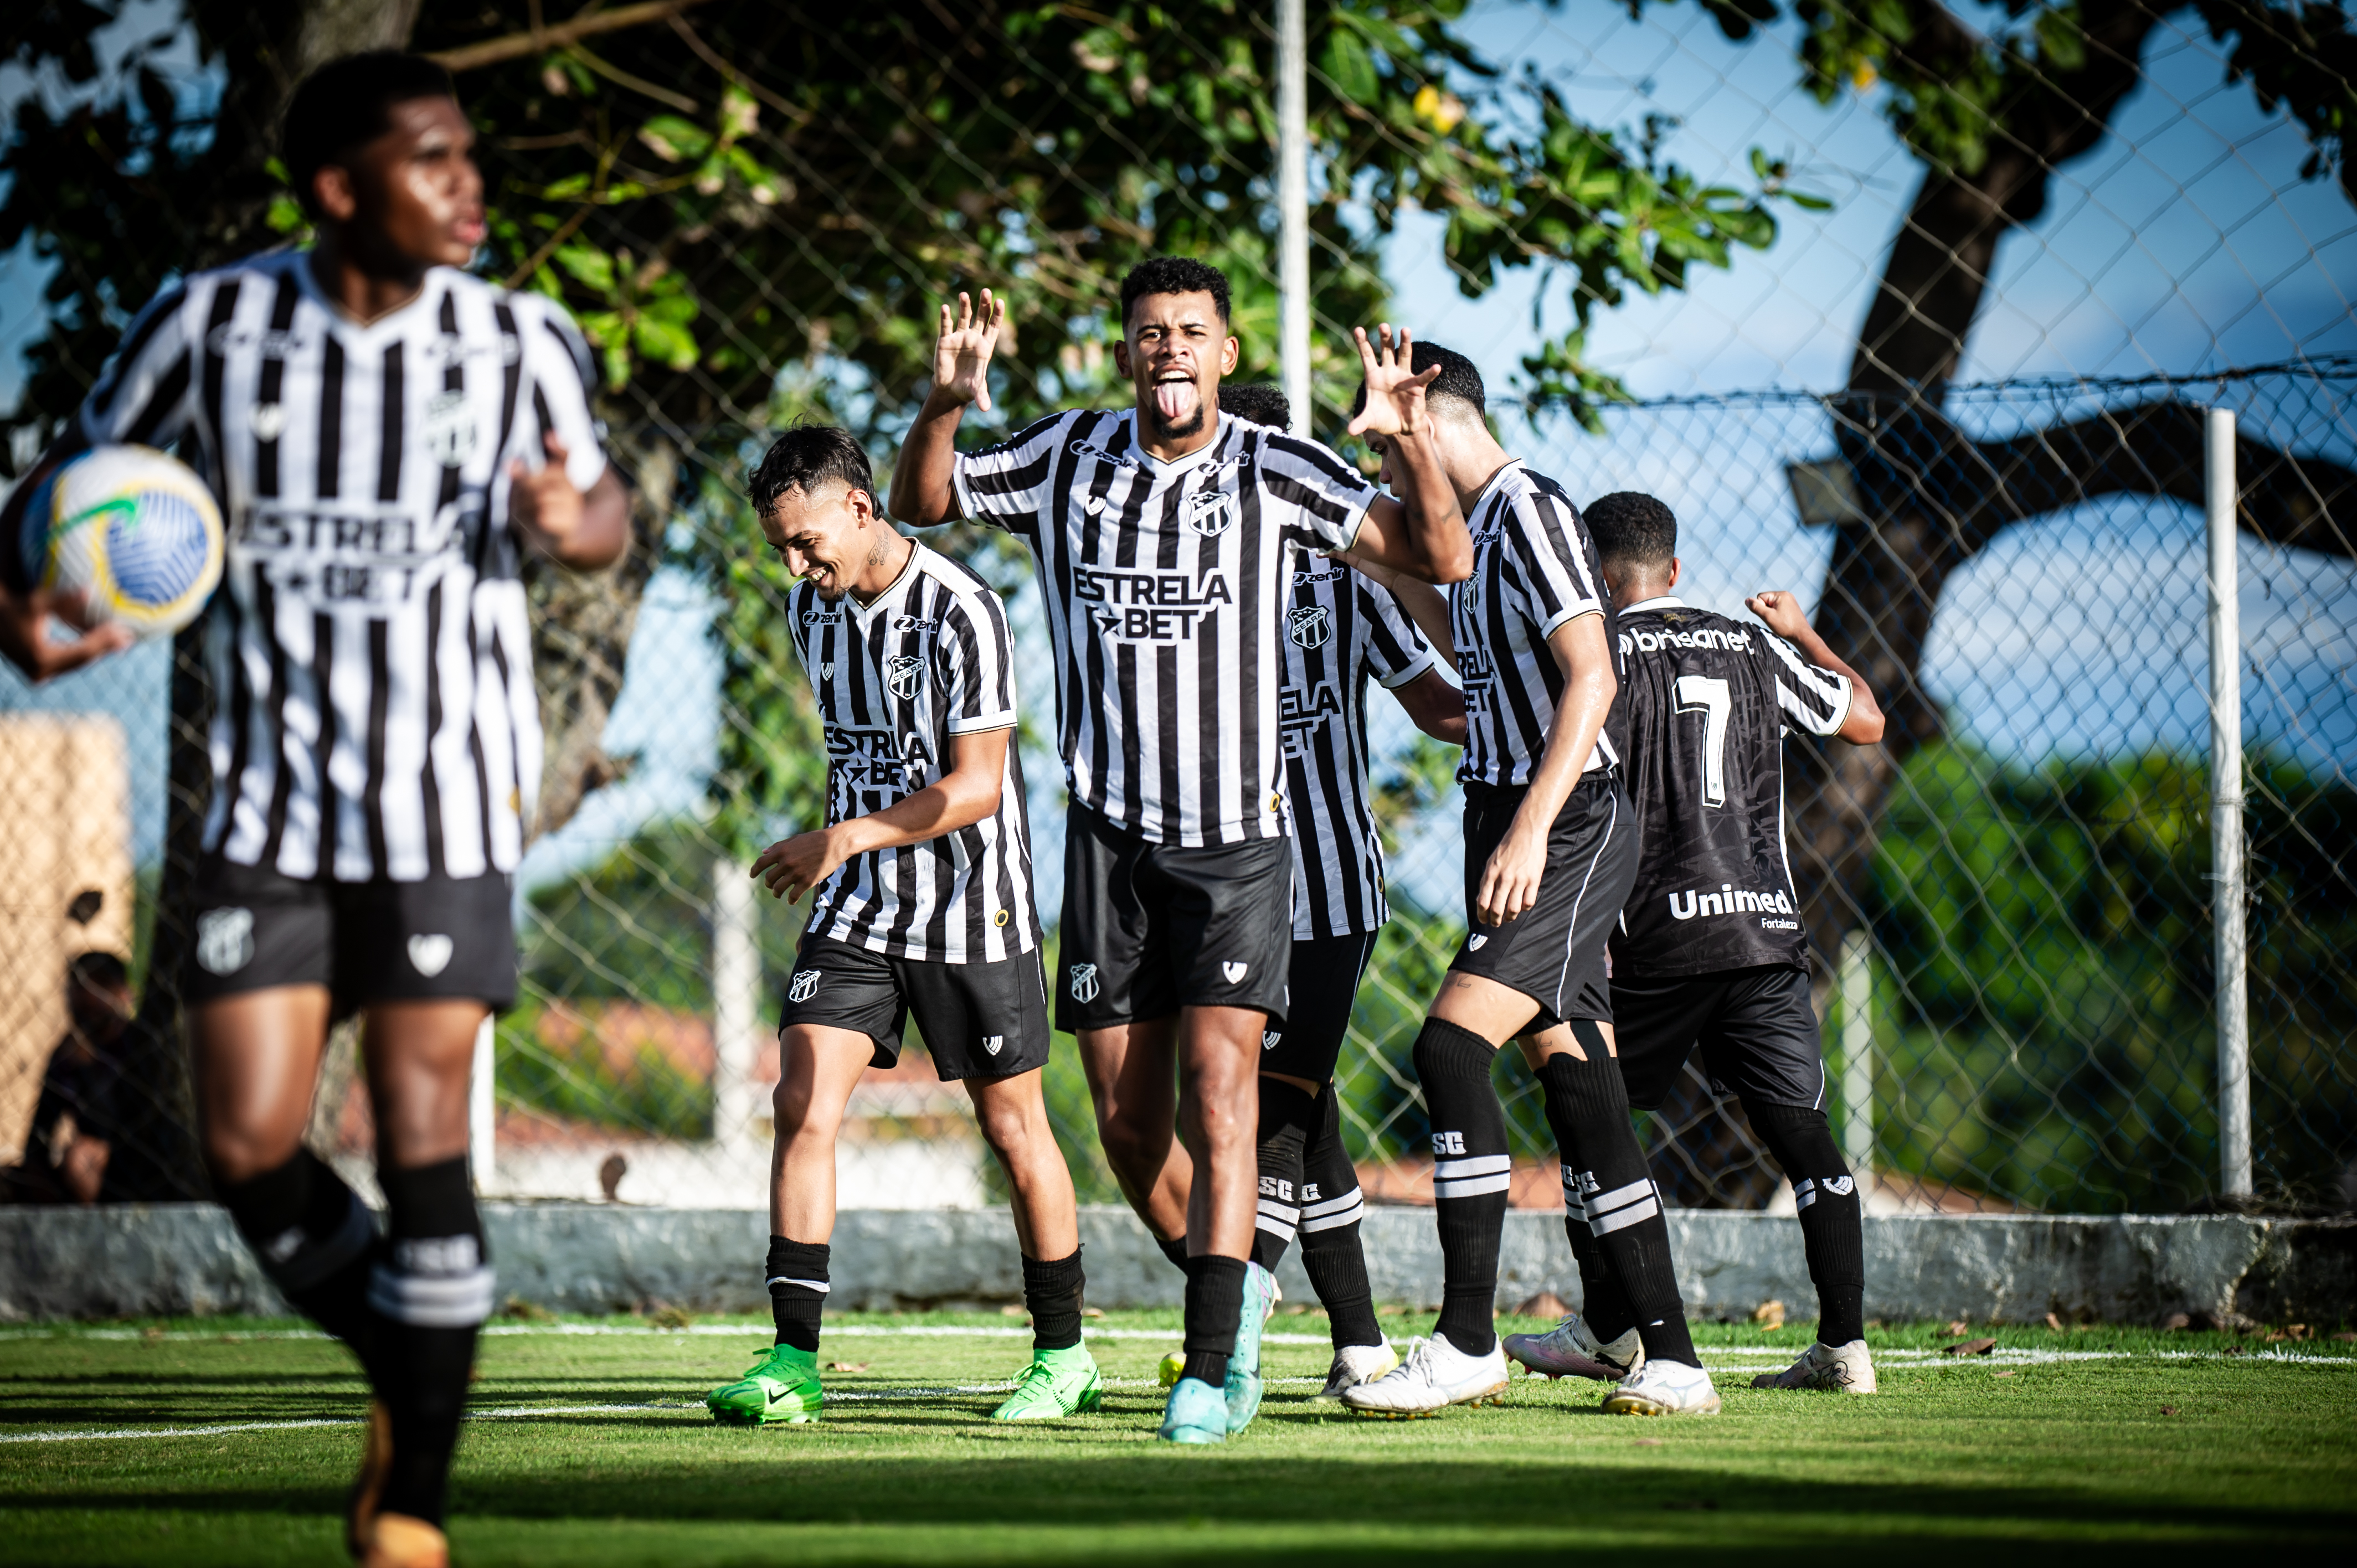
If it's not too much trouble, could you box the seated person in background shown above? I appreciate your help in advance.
[2,952,134,1205]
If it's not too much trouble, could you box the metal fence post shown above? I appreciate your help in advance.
[712,858,760,1151]
[1275,0,1310,439]
[2206,407,2252,1198]
[1838,929,1876,1199]
[470,1013,496,1194]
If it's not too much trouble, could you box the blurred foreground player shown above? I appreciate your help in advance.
[891,262,1469,1443]
[1336,347,1718,1420]
[0,953,133,1205]
[1529,492,1885,1392]
[0,51,630,1567]
[704,425,1098,1426]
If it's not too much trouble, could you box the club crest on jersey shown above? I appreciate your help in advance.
[789,969,822,1003]
[1068,963,1100,1003]
[885,654,924,700]
[195,908,255,976]
[423,389,477,467]
[407,934,455,978]
[1287,605,1332,649]
[820,663,837,680]
[250,403,288,443]
[1185,489,1238,538]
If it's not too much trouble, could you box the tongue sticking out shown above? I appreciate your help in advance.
[1154,379,1198,424]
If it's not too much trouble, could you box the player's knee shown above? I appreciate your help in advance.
[201,1119,303,1188]
[1745,1097,1844,1182]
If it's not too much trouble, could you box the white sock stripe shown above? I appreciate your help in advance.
[366,1264,496,1328]
[1586,1177,1656,1214]
[765,1276,832,1294]
[1795,1188,1818,1211]
[1257,1216,1299,1242]
[1300,1189,1362,1219]
[1589,1195,1661,1235]
[1433,1154,1511,1180]
[1435,1172,1514,1199]
[1299,1198,1365,1233]
[1257,1198,1303,1223]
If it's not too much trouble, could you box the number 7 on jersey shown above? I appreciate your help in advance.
[1675,674,1731,808]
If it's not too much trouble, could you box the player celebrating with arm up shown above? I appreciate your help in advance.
[0,53,629,1568]
[1538,492,1886,1393]
[890,259,1469,1445]
[1337,345,1717,1421]
[703,426,1098,1427]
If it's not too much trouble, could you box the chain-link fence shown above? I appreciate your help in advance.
[2,0,2351,1219]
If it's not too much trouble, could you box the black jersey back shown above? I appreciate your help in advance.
[1609,596,1852,977]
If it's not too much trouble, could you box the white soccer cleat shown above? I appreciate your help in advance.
[1752,1338,1877,1393]
[1339,1333,1509,1419]
[1602,1358,1721,1416]
[1502,1312,1644,1383]
[1314,1341,1401,1400]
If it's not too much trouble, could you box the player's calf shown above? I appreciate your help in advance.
[1299,1089,1386,1360]
[365,1156,495,1532]
[1414,1017,1514,1356]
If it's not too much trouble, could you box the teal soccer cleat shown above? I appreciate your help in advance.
[1159,1376,1229,1444]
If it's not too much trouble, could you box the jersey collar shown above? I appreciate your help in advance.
[1465,457,1527,513]
[846,540,925,631]
[1619,595,1686,613]
[1119,408,1235,475]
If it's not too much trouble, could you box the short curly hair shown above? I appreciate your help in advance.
[281,53,457,218]
[1219,383,1290,429]
[1583,491,1678,568]
[748,422,874,517]
[1119,256,1231,328]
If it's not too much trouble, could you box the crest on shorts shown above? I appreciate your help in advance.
[789,969,821,1003]
[424,389,477,468]
[885,654,924,700]
[1221,961,1249,983]
[195,907,254,976]
[1262,1030,1282,1052]
[1468,934,1488,951]
[982,1035,1005,1056]
[1185,489,1237,538]
[1068,963,1100,1003]
[1286,605,1331,649]
[407,934,455,978]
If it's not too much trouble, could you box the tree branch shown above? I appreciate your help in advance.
[426,0,714,74]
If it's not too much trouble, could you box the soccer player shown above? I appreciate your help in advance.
[1337,344,1720,1420]
[702,425,1099,1425]
[0,52,627,1567]
[1530,491,1886,1393]
[889,259,1469,1443]
[1208,383,1468,1399]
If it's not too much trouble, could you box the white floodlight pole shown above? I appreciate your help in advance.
[713,857,760,1151]
[2206,408,2252,1198]
[470,1014,496,1194]
[1277,0,1311,438]
[1838,929,1875,1200]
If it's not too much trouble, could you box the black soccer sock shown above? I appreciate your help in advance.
[215,1148,382,1361]
[1250,1077,1318,1272]
[1298,1089,1382,1351]
[1414,1017,1510,1356]
[1180,1254,1247,1388]
[1155,1234,1191,1275]
[1023,1247,1087,1353]
[1537,1061,1639,1342]
[368,1157,491,1527]
[1537,1035,1698,1368]
[766,1237,831,1353]
[1746,1098,1866,1346]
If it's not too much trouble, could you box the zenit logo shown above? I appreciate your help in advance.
[1668,884,1798,920]
[1066,438,1139,469]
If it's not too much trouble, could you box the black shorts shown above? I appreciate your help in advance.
[1056,803,1294,1032]
[1448,775,1638,1030]
[1612,963,1828,1112]
[184,856,517,1015]
[1258,931,1378,1081]
[779,935,1051,1079]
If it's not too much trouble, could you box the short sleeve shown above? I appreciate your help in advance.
[1506,487,1605,638]
[78,282,197,452]
[1356,577,1440,690]
[511,297,609,493]
[1257,432,1378,554]
[951,411,1074,538]
[942,587,1020,735]
[1757,628,1852,736]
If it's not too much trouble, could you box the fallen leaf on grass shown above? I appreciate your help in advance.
[1000,1305,1028,1319]
[2162,1313,2193,1331]
[1941,1338,1999,1357]
[1993,1369,2016,1378]
[2223,1345,2245,1356]
[2160,1405,2179,1415]
[1634,1437,1664,1447]
[1752,1299,1787,1331]
[827,1361,869,1373]
[1516,1291,1571,1319]
[1944,1319,1969,1337]
[1080,1307,1105,1319]
[2044,1312,2065,1332]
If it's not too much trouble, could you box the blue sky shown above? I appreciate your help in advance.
[3,0,2351,901]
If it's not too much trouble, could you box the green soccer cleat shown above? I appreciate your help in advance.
[989,1343,1105,1420]
[706,1343,824,1426]
[1159,1375,1229,1444]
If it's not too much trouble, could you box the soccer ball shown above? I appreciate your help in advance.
[18,444,224,638]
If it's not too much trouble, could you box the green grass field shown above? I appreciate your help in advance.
[3,1311,2352,1564]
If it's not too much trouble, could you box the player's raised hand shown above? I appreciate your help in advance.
[510,430,585,544]
[1347,324,1442,439]
[1745,589,1812,641]
[934,289,1005,412]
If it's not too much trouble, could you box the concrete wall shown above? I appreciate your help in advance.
[3,1203,2349,1325]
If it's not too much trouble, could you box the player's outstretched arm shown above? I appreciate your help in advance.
[1476,611,1615,927]
[889,290,1005,528]
[1342,326,1471,585]
[511,431,630,570]
[1393,666,1469,747]
[0,436,133,682]
[1746,589,1885,745]
[750,724,1013,903]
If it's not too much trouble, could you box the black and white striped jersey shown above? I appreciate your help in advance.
[1450,461,1622,787]
[790,542,1039,963]
[1280,561,1439,939]
[1608,596,1852,977]
[952,408,1377,847]
[67,252,605,882]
